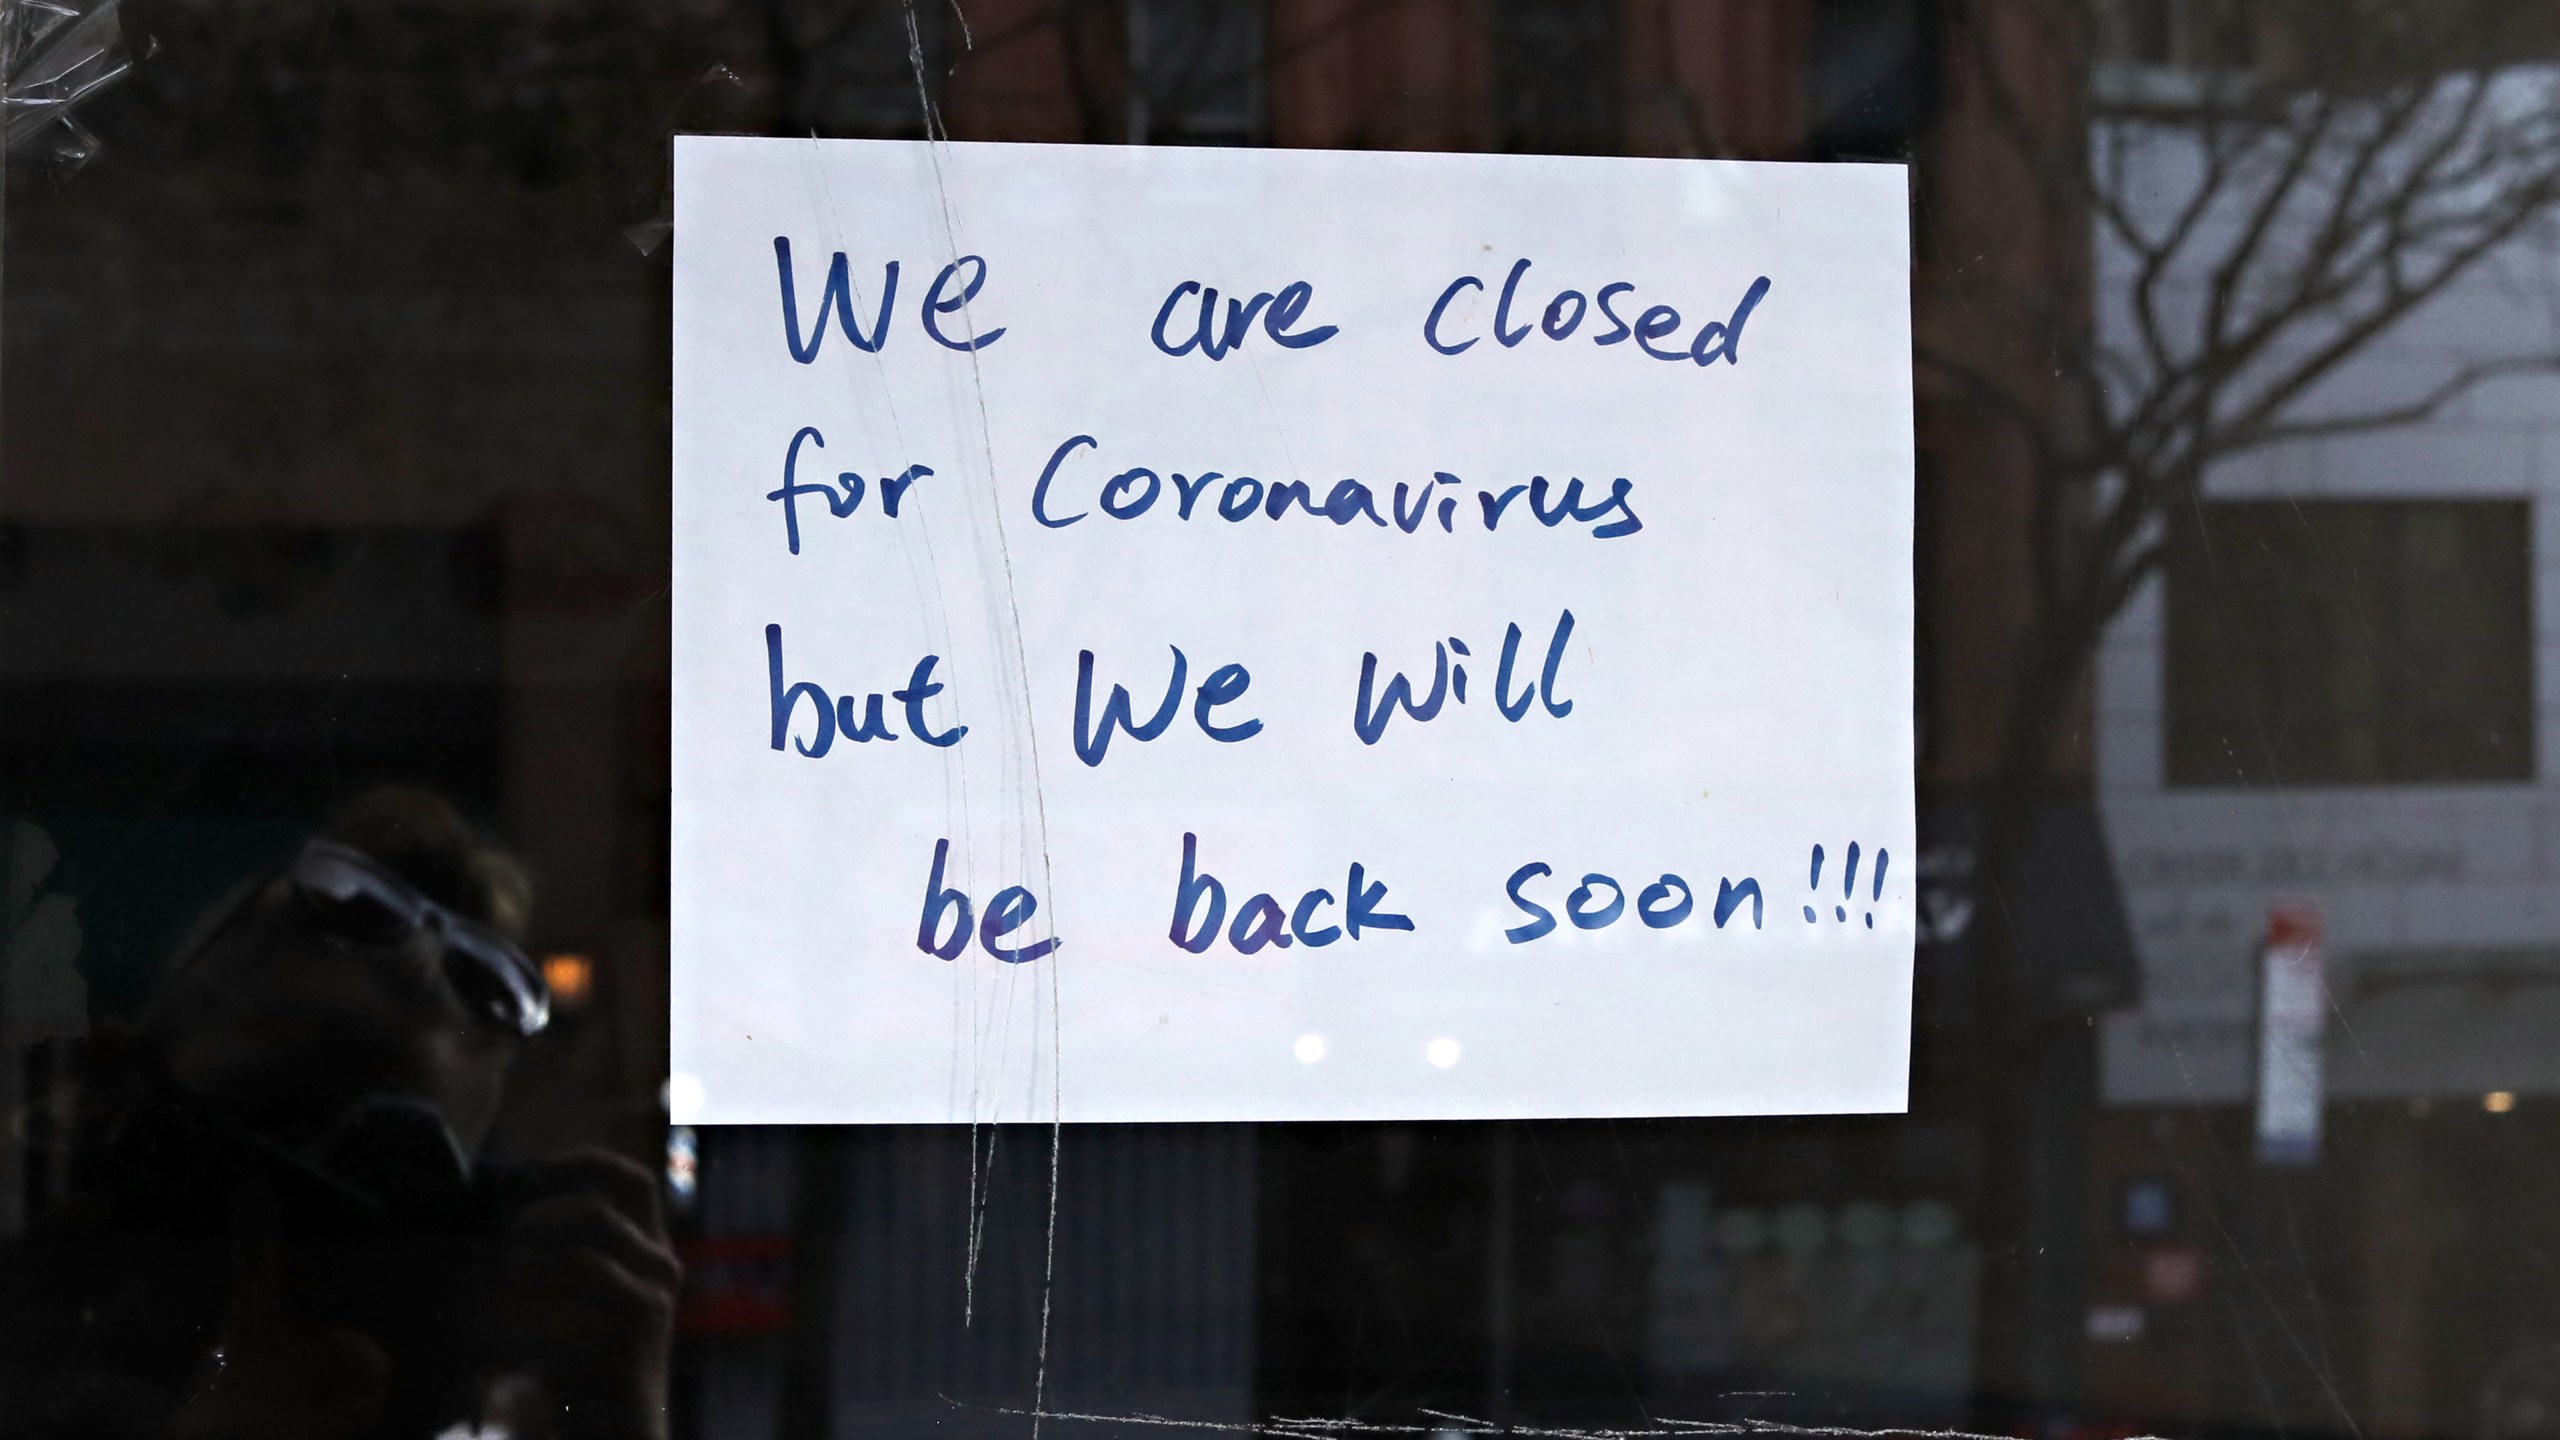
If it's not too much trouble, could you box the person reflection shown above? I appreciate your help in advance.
[0,788,678,1440]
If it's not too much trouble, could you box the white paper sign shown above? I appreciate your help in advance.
[670,137,1915,1125]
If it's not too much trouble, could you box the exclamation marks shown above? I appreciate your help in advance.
[1803,842,1889,929]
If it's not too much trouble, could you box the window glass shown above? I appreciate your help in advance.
[4,4,2559,1440]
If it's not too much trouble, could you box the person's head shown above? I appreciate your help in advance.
[139,786,541,1154]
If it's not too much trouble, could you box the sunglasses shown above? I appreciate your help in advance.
[282,840,551,1038]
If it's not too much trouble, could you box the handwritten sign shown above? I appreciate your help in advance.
[670,138,1915,1124]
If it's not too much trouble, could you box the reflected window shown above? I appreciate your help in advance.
[2165,499,2533,786]
[767,0,945,138]
[1494,0,1618,155]
[1130,0,1264,145]
[1811,0,1937,161]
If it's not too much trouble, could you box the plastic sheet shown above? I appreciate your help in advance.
[2,0,128,174]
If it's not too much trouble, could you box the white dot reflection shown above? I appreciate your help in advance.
[1294,1033,1327,1064]
[1426,1037,1462,1068]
